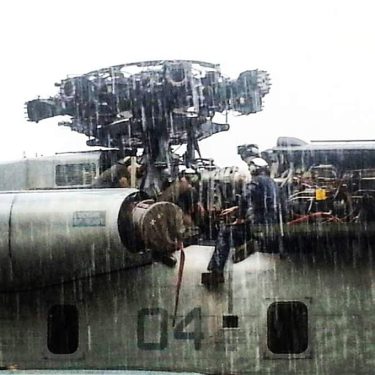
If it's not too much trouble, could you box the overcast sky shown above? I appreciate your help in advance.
[1,0,374,166]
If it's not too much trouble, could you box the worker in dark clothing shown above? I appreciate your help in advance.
[207,157,282,278]
[207,218,247,275]
[243,157,282,251]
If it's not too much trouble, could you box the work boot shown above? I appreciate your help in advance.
[201,270,225,288]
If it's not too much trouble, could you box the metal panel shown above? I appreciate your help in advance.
[0,193,15,285]
[0,189,144,290]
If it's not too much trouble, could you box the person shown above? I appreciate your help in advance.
[92,156,144,188]
[158,167,205,241]
[206,156,282,279]
[243,157,282,249]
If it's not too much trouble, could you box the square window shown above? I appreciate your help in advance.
[267,301,308,354]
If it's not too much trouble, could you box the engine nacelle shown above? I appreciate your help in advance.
[0,189,183,290]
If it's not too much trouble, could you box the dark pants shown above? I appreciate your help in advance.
[207,222,281,272]
[208,223,247,272]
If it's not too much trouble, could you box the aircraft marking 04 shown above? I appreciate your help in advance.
[137,307,203,351]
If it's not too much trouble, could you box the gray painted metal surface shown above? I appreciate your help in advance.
[0,245,372,373]
[0,189,151,290]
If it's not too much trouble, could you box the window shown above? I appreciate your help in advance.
[222,314,239,328]
[267,301,308,354]
[55,163,96,186]
[48,305,79,354]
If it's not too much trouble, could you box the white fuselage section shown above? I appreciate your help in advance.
[0,245,372,374]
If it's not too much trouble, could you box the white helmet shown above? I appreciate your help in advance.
[251,157,268,167]
[249,157,269,174]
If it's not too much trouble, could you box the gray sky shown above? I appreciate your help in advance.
[1,0,374,166]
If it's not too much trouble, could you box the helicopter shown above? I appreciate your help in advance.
[0,60,373,374]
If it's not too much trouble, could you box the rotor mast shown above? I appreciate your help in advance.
[26,60,271,194]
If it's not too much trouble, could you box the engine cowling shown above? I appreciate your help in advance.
[0,189,183,290]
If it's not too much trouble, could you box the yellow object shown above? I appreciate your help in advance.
[315,188,327,201]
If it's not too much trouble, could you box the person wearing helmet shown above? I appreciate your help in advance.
[243,157,279,226]
[247,157,268,173]
[206,155,282,282]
